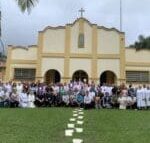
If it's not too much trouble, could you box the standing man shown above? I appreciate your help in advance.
[136,86,144,110]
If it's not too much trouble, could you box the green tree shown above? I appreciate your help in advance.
[130,35,150,50]
[16,0,38,13]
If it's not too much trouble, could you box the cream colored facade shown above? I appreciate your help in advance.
[5,18,150,84]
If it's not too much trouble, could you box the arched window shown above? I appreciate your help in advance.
[78,33,84,48]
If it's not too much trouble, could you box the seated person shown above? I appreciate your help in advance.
[118,88,128,110]
[102,92,112,108]
[89,88,96,108]
[60,86,69,106]
[10,89,19,108]
[34,91,45,107]
[0,88,5,107]
[76,93,84,107]
[69,94,78,107]
[95,91,103,109]
[44,87,53,107]
[3,90,10,107]
[84,91,92,109]
[27,91,35,108]
[19,89,28,108]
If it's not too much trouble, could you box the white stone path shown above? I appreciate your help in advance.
[65,108,84,143]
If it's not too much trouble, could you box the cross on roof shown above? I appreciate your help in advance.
[79,8,85,17]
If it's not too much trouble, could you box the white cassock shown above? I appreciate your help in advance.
[141,88,146,107]
[19,93,28,108]
[137,89,146,108]
[27,94,35,108]
[145,89,150,107]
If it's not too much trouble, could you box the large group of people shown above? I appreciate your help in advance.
[0,80,150,110]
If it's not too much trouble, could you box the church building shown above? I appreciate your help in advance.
[5,14,150,85]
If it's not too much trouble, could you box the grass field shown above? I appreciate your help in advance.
[0,108,150,143]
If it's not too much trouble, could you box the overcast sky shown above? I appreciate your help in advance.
[1,0,150,48]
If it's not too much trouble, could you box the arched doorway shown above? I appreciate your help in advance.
[45,69,61,84]
[100,71,116,85]
[72,70,88,83]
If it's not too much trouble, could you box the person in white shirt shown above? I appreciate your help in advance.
[27,91,35,108]
[19,89,28,108]
[118,86,128,110]
[84,91,91,109]
[16,83,23,95]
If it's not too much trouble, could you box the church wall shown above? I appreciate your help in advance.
[41,58,64,79]
[9,64,36,81]
[125,48,150,84]
[7,18,150,84]
[43,29,65,53]
[83,22,92,53]
[97,59,120,79]
[69,59,91,78]
[126,48,150,63]
[70,21,92,54]
[11,46,37,60]
[126,66,150,71]
[70,22,79,53]
[5,46,37,81]
[97,29,120,54]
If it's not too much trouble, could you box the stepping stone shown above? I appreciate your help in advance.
[65,129,74,136]
[78,110,83,112]
[80,108,84,110]
[77,120,84,125]
[70,118,76,122]
[79,112,84,115]
[73,114,78,117]
[73,111,78,113]
[78,116,84,119]
[75,128,83,133]
[72,138,83,143]
[67,123,75,128]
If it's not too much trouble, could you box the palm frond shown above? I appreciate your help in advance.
[16,0,38,13]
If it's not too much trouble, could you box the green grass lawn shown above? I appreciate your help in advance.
[0,108,150,143]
